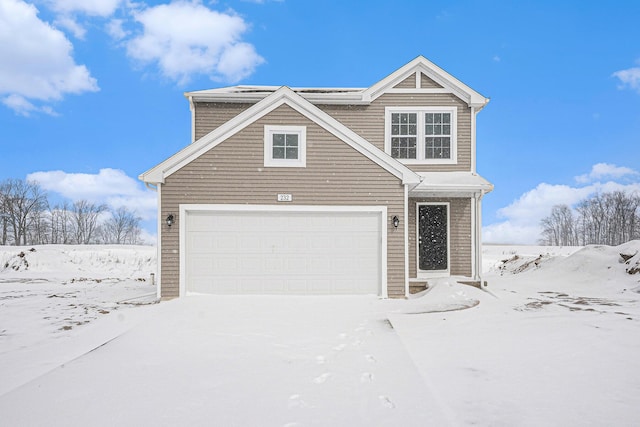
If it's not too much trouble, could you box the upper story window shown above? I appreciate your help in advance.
[264,125,306,167]
[385,107,457,164]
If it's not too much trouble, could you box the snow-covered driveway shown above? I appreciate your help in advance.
[0,296,450,427]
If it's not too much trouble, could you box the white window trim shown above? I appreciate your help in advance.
[385,106,457,165]
[416,202,450,278]
[264,125,306,167]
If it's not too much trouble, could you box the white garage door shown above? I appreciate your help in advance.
[184,208,383,295]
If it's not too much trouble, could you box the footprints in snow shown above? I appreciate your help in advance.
[360,372,374,383]
[288,322,394,412]
[313,372,332,384]
[379,395,396,408]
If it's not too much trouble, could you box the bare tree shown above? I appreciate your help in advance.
[0,178,150,246]
[542,191,640,246]
[71,200,107,244]
[0,181,9,245]
[539,204,578,246]
[49,201,73,244]
[0,179,48,245]
[101,207,142,244]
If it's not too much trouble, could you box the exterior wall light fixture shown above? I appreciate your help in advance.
[166,214,174,227]
[392,215,399,228]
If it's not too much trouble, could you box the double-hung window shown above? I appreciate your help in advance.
[385,107,457,164]
[390,113,417,159]
[264,125,306,167]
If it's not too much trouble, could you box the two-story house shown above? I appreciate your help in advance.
[140,56,493,299]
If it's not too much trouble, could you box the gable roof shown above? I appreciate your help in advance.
[139,86,422,185]
[185,56,489,110]
[362,56,489,108]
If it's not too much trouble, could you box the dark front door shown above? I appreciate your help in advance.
[418,204,448,271]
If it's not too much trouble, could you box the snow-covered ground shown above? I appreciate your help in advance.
[0,243,639,426]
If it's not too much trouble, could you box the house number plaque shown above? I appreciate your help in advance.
[277,194,293,202]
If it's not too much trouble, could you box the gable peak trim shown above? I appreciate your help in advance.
[363,55,489,108]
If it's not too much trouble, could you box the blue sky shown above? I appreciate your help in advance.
[1,0,639,244]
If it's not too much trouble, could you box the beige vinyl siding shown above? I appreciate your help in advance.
[161,104,406,298]
[393,74,417,89]
[420,73,443,88]
[194,102,255,140]
[408,197,472,277]
[318,93,472,172]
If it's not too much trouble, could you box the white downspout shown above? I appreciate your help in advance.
[475,190,486,284]
[471,193,477,281]
[156,184,162,299]
[470,106,477,174]
[404,184,410,297]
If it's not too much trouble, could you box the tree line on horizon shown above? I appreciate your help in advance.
[0,178,143,246]
[539,190,640,246]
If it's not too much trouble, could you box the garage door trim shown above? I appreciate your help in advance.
[179,204,388,297]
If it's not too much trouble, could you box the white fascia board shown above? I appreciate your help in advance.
[140,86,421,185]
[363,56,490,109]
[140,89,293,184]
[188,89,369,105]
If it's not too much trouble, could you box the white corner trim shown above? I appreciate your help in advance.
[471,106,477,173]
[188,95,195,143]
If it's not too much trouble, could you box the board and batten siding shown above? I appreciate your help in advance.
[408,197,472,277]
[318,93,472,173]
[161,104,406,298]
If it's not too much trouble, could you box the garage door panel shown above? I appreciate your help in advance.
[185,209,382,295]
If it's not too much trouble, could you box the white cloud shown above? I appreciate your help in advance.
[612,66,640,94]
[45,0,124,17]
[0,0,98,114]
[26,168,157,221]
[575,163,639,184]
[1,94,58,116]
[54,15,87,39]
[106,18,128,40]
[483,164,640,244]
[126,0,264,84]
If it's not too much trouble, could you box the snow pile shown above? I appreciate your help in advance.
[619,241,640,276]
[483,244,582,275]
[0,244,156,281]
